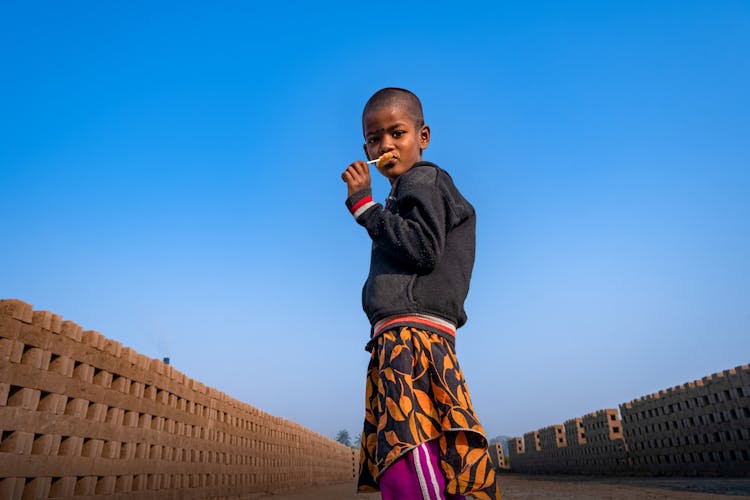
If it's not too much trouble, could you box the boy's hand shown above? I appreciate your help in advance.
[341,161,371,197]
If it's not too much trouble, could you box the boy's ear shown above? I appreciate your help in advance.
[419,124,431,151]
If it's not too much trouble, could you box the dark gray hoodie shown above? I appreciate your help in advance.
[345,161,476,339]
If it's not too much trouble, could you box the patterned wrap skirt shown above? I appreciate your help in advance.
[357,326,501,500]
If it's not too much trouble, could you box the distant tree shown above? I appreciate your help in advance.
[335,429,352,447]
[353,434,361,448]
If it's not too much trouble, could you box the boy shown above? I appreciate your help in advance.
[341,88,501,500]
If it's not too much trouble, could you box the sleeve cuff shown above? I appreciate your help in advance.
[345,189,376,219]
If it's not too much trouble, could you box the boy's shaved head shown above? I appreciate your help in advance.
[362,88,424,131]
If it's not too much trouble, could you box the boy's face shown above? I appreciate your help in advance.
[362,104,430,182]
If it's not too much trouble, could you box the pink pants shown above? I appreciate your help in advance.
[379,440,466,500]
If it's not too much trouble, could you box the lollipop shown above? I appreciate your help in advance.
[367,152,394,168]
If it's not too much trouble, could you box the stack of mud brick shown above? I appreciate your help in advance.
[508,437,523,468]
[507,431,539,473]
[487,442,509,471]
[509,410,627,474]
[537,425,567,473]
[0,299,356,499]
[620,364,750,475]
[572,409,628,473]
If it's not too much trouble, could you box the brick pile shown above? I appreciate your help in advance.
[620,365,750,475]
[508,365,749,476]
[511,409,627,474]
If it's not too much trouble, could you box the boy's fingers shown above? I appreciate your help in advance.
[353,162,370,177]
[341,167,359,183]
[342,162,370,181]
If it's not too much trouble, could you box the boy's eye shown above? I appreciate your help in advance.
[367,136,379,144]
[392,130,405,138]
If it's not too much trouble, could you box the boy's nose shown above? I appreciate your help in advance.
[380,135,395,149]
[379,141,394,154]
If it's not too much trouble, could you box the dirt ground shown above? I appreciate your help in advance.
[258,474,750,499]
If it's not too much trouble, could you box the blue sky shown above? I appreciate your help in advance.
[1,1,748,441]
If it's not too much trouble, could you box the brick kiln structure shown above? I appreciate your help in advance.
[508,365,750,476]
[0,299,357,499]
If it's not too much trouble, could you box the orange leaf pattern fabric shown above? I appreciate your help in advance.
[357,327,501,499]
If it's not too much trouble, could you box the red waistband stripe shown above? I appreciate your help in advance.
[373,314,457,339]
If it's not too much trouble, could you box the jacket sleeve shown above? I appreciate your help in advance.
[347,173,448,271]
